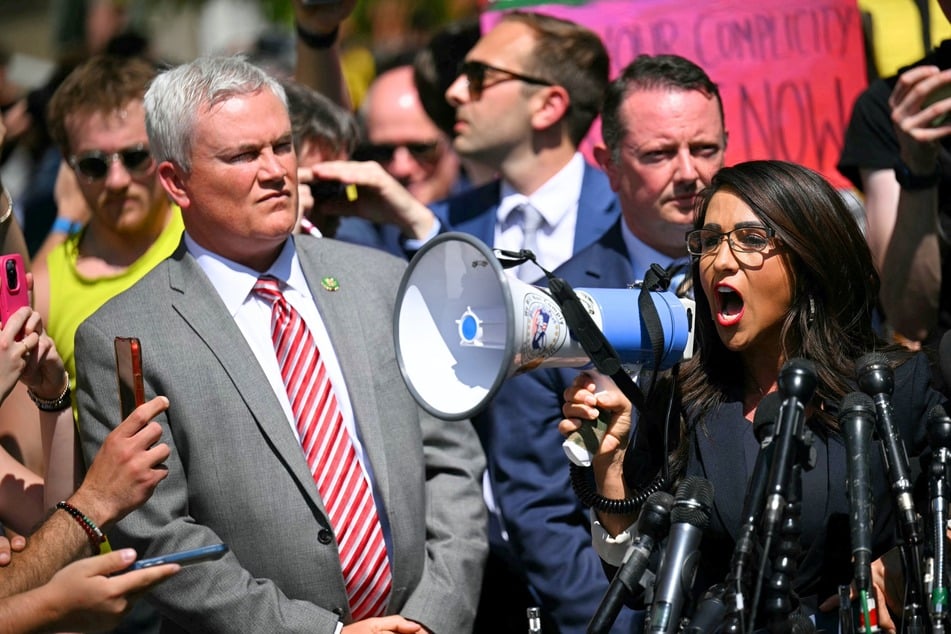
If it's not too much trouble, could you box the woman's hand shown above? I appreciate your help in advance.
[559,371,634,456]
[0,306,40,404]
[18,313,67,403]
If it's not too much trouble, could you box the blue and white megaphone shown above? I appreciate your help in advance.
[393,232,695,422]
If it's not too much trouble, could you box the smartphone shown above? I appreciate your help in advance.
[115,336,145,420]
[0,254,29,335]
[923,83,951,127]
[309,179,358,204]
[130,543,229,570]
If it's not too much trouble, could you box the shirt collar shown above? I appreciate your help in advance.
[620,220,689,283]
[183,233,309,316]
[497,152,586,226]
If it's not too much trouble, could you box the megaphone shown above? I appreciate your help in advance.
[393,232,695,421]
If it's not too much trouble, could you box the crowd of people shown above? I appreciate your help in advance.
[0,0,950,632]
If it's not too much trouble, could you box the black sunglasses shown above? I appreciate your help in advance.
[354,141,442,165]
[68,145,153,182]
[458,60,554,101]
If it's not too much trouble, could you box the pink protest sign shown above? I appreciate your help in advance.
[483,0,866,189]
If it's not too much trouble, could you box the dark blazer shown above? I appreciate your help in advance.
[482,222,642,633]
[683,351,942,610]
[75,235,488,634]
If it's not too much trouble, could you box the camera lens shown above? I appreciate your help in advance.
[5,260,18,290]
[309,180,347,202]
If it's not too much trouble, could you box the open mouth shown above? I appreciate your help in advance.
[715,284,744,326]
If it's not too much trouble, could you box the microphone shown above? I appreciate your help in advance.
[588,490,675,634]
[647,475,715,634]
[681,584,726,634]
[717,392,783,634]
[856,352,928,633]
[762,359,817,544]
[927,404,951,632]
[840,391,876,595]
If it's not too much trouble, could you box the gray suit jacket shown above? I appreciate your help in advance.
[75,234,487,633]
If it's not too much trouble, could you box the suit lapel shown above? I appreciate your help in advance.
[692,402,752,539]
[165,245,329,515]
[572,164,620,252]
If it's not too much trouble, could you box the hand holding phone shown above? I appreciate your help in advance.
[0,254,29,339]
[129,543,229,571]
[115,337,144,421]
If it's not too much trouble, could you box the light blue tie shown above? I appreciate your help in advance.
[515,203,544,282]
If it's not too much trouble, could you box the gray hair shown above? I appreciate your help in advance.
[144,55,288,172]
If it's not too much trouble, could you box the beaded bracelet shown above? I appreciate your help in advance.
[27,372,71,412]
[56,500,106,553]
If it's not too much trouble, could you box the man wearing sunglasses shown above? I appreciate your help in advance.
[32,54,184,402]
[357,65,464,206]
[310,11,618,277]
[424,11,624,634]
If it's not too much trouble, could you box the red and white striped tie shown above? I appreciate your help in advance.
[253,276,392,620]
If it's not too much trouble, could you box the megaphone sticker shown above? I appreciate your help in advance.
[518,296,564,372]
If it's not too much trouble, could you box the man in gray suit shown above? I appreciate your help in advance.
[74,56,487,634]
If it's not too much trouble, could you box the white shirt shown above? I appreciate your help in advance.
[495,152,585,276]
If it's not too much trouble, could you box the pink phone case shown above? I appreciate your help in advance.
[0,254,29,330]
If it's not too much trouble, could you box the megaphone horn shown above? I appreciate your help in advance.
[393,232,694,421]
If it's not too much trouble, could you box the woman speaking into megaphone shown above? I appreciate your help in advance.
[560,160,944,633]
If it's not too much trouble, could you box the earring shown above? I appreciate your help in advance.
[808,295,816,325]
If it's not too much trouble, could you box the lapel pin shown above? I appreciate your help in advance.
[321,276,340,292]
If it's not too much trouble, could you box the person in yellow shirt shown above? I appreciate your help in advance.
[33,54,183,389]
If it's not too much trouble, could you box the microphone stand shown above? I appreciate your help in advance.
[750,359,817,626]
[857,354,929,634]
[719,393,784,634]
[928,406,951,634]
[762,461,815,634]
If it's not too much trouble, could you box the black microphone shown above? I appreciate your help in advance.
[717,392,783,634]
[588,491,675,634]
[840,391,876,595]
[927,404,951,630]
[856,352,928,633]
[856,353,920,541]
[762,359,817,543]
[647,475,715,634]
[681,584,726,634]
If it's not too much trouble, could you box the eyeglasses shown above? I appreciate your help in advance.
[458,60,554,101]
[354,141,442,165]
[68,145,153,182]
[685,226,777,257]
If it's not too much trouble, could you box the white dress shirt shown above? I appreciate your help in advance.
[495,152,586,276]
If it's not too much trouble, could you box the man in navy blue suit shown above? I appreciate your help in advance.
[480,54,728,633]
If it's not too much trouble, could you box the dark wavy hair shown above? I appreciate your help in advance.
[678,160,898,433]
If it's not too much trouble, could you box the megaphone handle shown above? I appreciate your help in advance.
[562,373,623,467]
[562,416,608,467]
